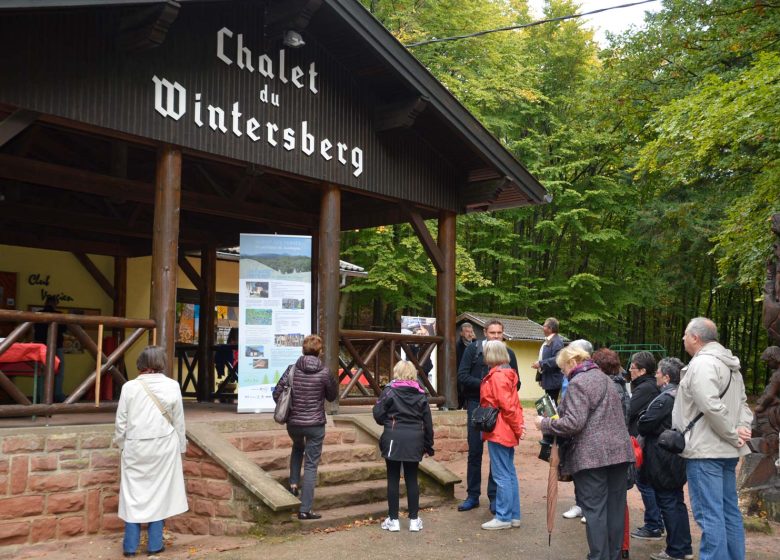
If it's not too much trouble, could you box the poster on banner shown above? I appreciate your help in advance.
[400,316,437,391]
[238,234,312,413]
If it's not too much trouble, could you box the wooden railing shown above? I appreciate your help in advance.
[338,329,445,406]
[0,309,155,417]
[174,343,237,402]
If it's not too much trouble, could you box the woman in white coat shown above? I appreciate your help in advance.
[114,346,188,556]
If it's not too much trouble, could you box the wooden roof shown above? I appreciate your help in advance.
[0,0,547,257]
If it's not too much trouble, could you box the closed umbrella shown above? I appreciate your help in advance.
[546,437,560,546]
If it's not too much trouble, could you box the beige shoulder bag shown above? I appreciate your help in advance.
[138,378,174,426]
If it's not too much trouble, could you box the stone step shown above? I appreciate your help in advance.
[312,478,404,510]
[280,495,448,533]
[248,442,380,471]
[266,460,388,487]
[226,425,358,453]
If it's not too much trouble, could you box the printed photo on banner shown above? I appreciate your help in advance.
[238,234,312,413]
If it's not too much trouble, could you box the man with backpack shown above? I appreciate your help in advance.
[456,319,518,513]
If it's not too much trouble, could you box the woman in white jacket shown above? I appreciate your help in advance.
[114,346,188,557]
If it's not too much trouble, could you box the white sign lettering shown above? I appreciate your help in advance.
[152,28,363,177]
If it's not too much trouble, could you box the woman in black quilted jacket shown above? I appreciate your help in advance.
[272,334,338,520]
[637,358,693,560]
[373,360,434,532]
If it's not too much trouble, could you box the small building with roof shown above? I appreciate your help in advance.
[456,312,569,399]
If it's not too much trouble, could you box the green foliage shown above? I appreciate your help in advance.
[344,0,779,392]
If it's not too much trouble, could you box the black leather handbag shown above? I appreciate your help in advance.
[470,406,499,432]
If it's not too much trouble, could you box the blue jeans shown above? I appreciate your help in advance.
[487,441,520,522]
[686,458,744,560]
[465,399,496,502]
[636,479,664,531]
[123,520,164,554]
[655,486,692,559]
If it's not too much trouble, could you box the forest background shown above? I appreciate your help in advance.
[341,0,780,393]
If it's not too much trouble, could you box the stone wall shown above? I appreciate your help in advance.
[0,426,259,547]
[431,411,468,462]
[0,427,122,546]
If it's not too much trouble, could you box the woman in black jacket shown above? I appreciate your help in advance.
[373,360,434,532]
[638,358,692,560]
[627,351,664,541]
[272,334,338,520]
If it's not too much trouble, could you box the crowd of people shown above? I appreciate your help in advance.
[113,315,753,560]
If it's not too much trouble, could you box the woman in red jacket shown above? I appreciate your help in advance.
[480,340,525,530]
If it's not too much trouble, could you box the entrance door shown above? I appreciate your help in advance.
[0,271,17,337]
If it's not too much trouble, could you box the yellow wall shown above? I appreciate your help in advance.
[507,339,545,401]
[0,245,114,394]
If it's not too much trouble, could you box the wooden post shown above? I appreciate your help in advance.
[95,324,103,407]
[113,256,127,383]
[318,183,340,411]
[436,210,457,409]
[44,322,57,405]
[150,146,182,373]
[197,246,216,401]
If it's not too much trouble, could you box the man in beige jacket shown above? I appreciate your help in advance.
[673,317,753,560]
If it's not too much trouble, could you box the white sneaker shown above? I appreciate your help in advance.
[409,517,423,532]
[581,516,586,524]
[511,519,522,528]
[563,505,583,519]
[381,517,400,532]
[481,518,511,530]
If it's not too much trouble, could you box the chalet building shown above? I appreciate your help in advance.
[0,1,549,547]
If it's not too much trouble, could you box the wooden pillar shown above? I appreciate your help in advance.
[197,246,217,401]
[113,257,127,331]
[436,210,457,409]
[150,146,182,373]
[318,183,340,410]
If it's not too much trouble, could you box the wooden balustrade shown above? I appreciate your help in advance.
[338,329,446,406]
[0,309,155,417]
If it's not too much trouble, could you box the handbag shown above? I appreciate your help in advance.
[470,406,499,432]
[273,366,294,424]
[557,437,573,482]
[657,371,732,454]
[631,435,643,469]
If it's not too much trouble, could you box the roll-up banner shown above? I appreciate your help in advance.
[238,234,312,413]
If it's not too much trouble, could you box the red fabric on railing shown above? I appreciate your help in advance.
[0,342,60,374]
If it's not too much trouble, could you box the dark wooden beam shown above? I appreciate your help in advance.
[113,256,128,378]
[150,146,182,369]
[118,0,180,52]
[0,154,316,229]
[72,252,116,300]
[0,201,209,245]
[318,183,340,410]
[178,253,203,293]
[0,109,39,148]
[374,97,428,133]
[0,230,142,257]
[403,206,445,273]
[230,174,256,202]
[197,246,217,402]
[436,210,457,409]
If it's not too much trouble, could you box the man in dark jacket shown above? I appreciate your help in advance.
[456,319,517,512]
[455,322,476,409]
[627,351,664,541]
[531,317,564,404]
[638,357,692,560]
